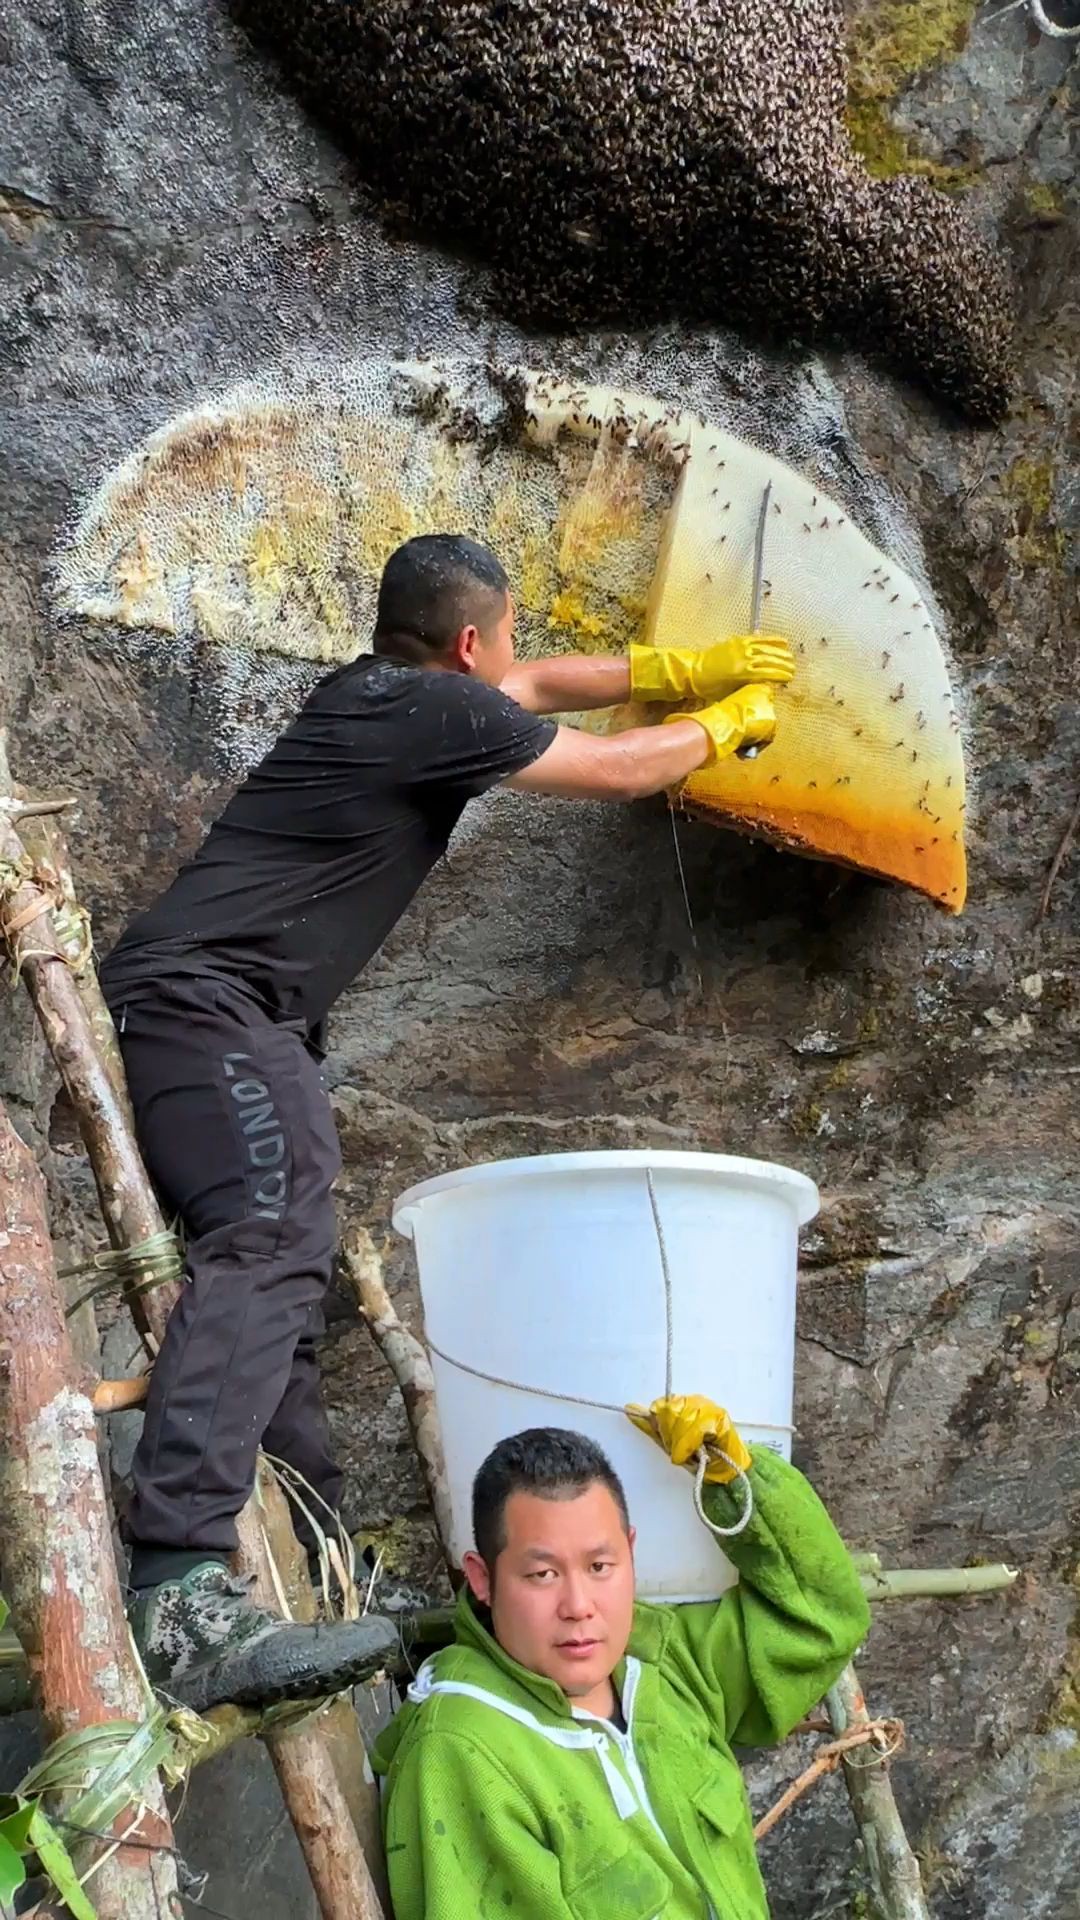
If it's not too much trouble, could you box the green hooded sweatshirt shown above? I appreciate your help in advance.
[372,1449,870,1920]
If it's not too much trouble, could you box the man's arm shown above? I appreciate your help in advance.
[501,653,631,715]
[667,1447,870,1747]
[384,1731,570,1920]
[502,635,795,716]
[628,1397,868,1746]
[505,685,776,801]
[505,717,710,801]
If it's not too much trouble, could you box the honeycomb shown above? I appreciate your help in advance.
[54,356,966,909]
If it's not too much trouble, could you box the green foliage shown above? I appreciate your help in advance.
[0,1598,30,1911]
[0,1596,98,1918]
[0,1795,98,1918]
[0,1827,28,1908]
[27,1807,98,1920]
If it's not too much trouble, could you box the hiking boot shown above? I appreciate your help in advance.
[129,1560,399,1713]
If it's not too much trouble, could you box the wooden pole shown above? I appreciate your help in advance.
[0,798,167,1356]
[0,1100,179,1919]
[341,1223,457,1575]
[0,736,130,1121]
[93,1374,151,1413]
[826,1664,931,1920]
[239,1468,389,1918]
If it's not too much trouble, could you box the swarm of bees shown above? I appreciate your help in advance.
[233,0,1014,420]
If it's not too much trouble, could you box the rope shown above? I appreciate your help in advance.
[691,1445,753,1541]
[645,1167,674,1401]
[19,1709,178,1837]
[0,859,93,978]
[424,1169,763,1543]
[1,888,62,939]
[59,1229,185,1318]
[1028,0,1080,36]
[425,1331,628,1414]
[753,1717,906,1842]
[0,860,57,982]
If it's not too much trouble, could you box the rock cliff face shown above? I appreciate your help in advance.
[1,3,1077,1914]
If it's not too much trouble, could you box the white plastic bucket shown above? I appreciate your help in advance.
[392,1149,818,1601]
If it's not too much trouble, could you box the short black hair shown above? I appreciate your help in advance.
[472,1427,630,1568]
[373,533,510,662]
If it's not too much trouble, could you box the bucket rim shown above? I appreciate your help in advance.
[392,1148,819,1237]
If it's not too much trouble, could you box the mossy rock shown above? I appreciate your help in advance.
[845,0,981,184]
[847,0,980,100]
[1004,457,1065,568]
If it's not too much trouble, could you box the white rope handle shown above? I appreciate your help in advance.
[691,1445,754,1540]
[1028,0,1080,37]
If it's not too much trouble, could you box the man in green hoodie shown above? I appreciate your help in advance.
[373,1394,870,1919]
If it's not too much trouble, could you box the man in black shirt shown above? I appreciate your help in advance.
[102,533,792,1709]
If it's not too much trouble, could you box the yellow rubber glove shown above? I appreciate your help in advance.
[630,638,795,702]
[626,1394,753,1485]
[662,684,776,764]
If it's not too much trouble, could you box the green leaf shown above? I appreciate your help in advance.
[0,1832,26,1906]
[29,1808,98,1920]
[0,1799,36,1851]
[0,1595,8,1634]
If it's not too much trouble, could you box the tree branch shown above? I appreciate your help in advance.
[0,786,166,1357]
[754,1720,903,1844]
[341,1223,457,1576]
[93,1374,150,1413]
[1035,782,1080,924]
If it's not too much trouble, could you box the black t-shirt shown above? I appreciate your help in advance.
[100,656,556,1032]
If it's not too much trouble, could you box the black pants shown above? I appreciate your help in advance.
[111,976,344,1557]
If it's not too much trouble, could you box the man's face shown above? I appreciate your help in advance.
[464,1483,636,1709]
[457,590,516,685]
